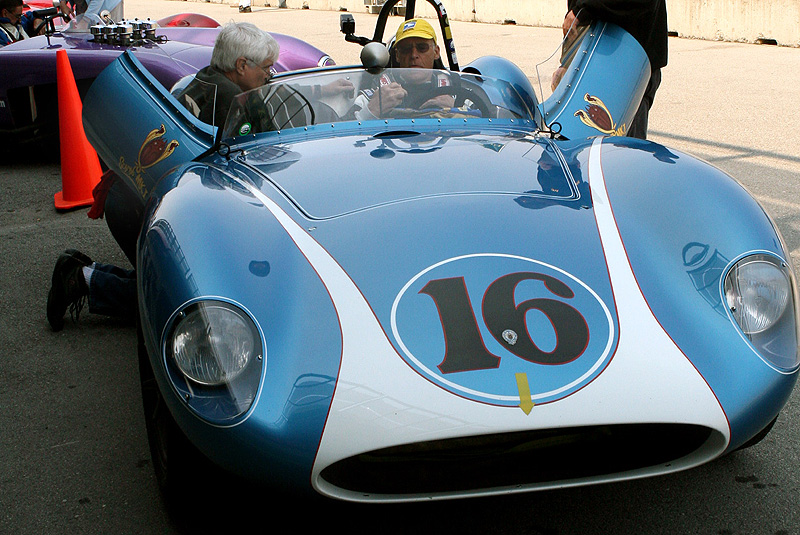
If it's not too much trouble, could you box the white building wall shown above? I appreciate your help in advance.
[206,0,800,46]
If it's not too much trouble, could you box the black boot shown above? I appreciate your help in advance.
[47,250,92,331]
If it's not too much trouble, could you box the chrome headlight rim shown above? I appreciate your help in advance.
[317,54,335,68]
[723,251,799,372]
[161,298,265,424]
[169,302,256,386]
[724,254,791,335]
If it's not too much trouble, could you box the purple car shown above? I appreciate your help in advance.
[0,0,334,143]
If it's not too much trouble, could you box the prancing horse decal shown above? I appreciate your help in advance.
[574,93,628,136]
[118,124,179,197]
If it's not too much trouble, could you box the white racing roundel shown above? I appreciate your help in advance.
[390,254,616,406]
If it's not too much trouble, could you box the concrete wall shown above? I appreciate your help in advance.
[668,0,800,46]
[219,0,800,46]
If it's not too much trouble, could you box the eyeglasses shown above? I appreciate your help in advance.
[246,59,276,81]
[396,41,432,55]
[6,8,23,22]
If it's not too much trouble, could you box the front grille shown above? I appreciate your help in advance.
[320,424,713,495]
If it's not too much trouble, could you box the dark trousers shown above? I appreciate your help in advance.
[87,263,137,320]
[104,179,144,266]
[627,68,662,140]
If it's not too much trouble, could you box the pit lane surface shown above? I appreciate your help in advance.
[2,2,799,533]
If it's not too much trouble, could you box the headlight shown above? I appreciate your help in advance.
[724,254,799,370]
[172,305,255,385]
[164,300,264,423]
[725,256,790,335]
[318,55,335,67]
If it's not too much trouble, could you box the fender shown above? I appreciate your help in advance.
[83,51,214,201]
[541,22,650,139]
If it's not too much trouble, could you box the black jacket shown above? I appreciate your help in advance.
[176,65,243,127]
[568,0,667,70]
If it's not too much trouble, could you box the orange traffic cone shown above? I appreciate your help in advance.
[54,49,102,210]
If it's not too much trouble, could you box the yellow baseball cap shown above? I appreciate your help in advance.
[395,18,437,44]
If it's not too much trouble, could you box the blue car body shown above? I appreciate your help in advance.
[83,18,799,502]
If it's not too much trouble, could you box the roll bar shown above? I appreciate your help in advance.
[341,0,459,71]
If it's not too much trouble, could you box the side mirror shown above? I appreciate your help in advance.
[341,13,371,46]
[340,13,355,36]
[360,41,390,70]
[99,9,117,24]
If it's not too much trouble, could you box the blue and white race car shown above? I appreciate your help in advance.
[82,0,798,506]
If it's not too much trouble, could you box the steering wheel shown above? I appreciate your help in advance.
[31,7,63,36]
[313,101,340,124]
[386,84,491,119]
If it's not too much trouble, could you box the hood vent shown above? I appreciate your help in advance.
[320,424,717,497]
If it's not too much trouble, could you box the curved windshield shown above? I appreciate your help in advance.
[221,68,535,139]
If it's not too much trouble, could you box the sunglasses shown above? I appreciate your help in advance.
[396,41,432,55]
[6,8,23,22]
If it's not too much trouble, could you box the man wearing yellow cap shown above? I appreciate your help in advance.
[355,18,454,119]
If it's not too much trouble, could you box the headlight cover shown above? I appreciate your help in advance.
[724,254,800,370]
[164,300,264,423]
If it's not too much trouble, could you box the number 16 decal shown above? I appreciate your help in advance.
[391,254,615,406]
[421,272,590,374]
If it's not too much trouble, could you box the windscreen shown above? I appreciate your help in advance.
[531,18,592,105]
[220,68,535,140]
[171,75,221,129]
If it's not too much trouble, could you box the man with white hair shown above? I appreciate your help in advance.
[176,21,280,127]
[46,21,280,331]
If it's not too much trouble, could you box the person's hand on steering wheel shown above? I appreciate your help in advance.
[321,78,355,98]
[367,82,407,116]
[419,93,455,109]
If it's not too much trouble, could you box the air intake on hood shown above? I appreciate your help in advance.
[320,424,716,496]
[373,131,422,138]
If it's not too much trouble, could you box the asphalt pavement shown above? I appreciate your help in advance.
[1,1,799,533]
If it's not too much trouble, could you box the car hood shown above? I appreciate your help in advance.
[209,132,735,489]
[238,129,586,219]
[228,130,622,408]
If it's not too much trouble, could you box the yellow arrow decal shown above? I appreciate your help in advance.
[516,373,534,415]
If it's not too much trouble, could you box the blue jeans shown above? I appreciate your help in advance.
[87,263,137,319]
